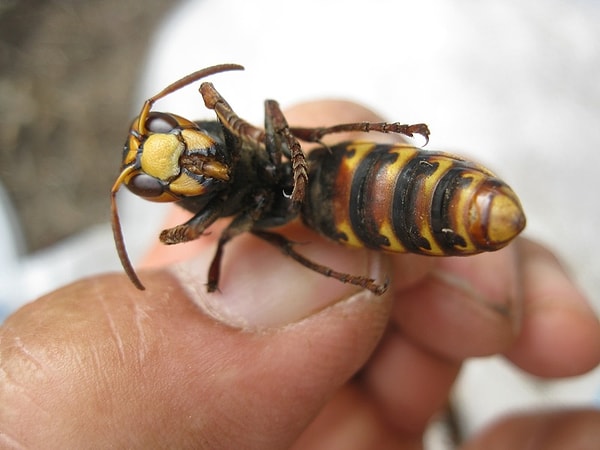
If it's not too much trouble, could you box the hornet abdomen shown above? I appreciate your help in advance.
[302,142,526,256]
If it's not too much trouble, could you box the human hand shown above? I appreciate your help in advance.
[1,101,599,449]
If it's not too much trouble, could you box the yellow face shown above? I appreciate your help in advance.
[119,112,230,203]
[112,64,246,291]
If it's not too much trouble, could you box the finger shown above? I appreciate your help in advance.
[144,206,389,328]
[390,244,521,361]
[363,329,460,433]
[292,331,461,446]
[462,409,600,450]
[170,222,390,328]
[291,385,424,450]
[358,247,521,433]
[0,271,391,449]
[504,239,600,377]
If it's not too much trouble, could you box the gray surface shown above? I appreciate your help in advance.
[0,1,173,251]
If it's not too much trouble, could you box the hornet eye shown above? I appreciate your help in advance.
[126,173,165,198]
[146,112,180,133]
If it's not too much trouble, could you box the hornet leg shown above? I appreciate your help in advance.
[252,230,388,296]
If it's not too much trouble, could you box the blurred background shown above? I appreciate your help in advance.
[1,0,599,446]
[0,0,175,312]
[0,1,172,251]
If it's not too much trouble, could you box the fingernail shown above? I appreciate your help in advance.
[169,234,388,329]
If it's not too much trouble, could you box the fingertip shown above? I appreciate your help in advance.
[283,99,384,128]
[463,409,600,450]
[169,225,391,329]
[390,248,521,361]
[505,240,600,376]
[364,330,460,434]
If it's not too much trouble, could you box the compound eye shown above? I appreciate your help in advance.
[146,112,180,134]
[126,173,165,198]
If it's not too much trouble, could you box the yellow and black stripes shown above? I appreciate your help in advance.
[115,63,526,294]
[303,142,525,256]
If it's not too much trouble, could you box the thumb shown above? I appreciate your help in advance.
[0,266,391,449]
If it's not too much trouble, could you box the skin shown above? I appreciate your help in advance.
[1,101,599,449]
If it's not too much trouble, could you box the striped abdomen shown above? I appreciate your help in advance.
[302,142,526,256]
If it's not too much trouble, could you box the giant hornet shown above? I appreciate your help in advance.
[111,64,526,295]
